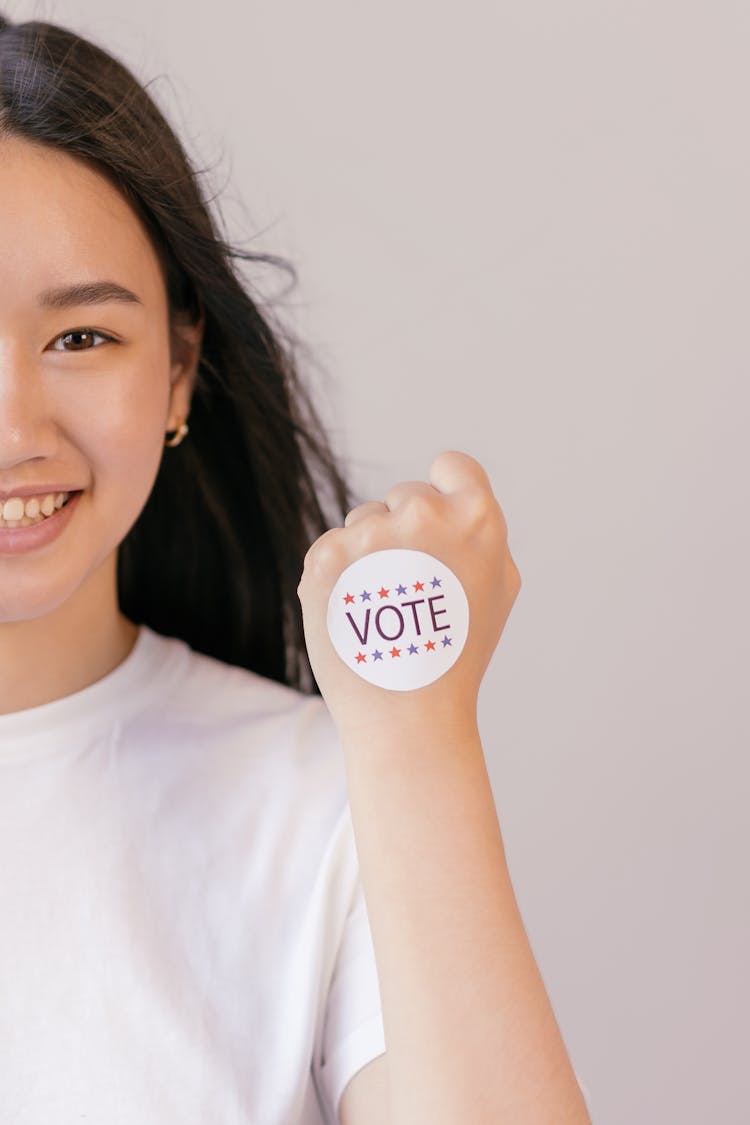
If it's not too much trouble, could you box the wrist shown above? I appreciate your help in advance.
[333,688,479,748]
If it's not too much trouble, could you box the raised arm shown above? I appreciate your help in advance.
[298,450,591,1125]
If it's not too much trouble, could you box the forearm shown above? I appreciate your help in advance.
[339,707,591,1125]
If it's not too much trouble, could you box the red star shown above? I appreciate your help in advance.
[389,646,401,658]
[378,586,390,598]
[425,639,436,651]
[355,651,367,663]
[413,580,424,591]
[343,592,355,604]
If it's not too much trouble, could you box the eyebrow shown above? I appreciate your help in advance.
[37,280,144,310]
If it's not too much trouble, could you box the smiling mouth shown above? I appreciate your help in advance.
[0,490,81,529]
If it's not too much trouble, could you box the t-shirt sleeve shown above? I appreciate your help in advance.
[311,814,386,1124]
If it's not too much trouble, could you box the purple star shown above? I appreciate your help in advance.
[431,576,442,588]
[396,583,407,596]
[360,590,371,601]
[371,649,383,661]
[407,643,419,654]
[441,635,452,647]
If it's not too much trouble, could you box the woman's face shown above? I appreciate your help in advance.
[0,135,201,623]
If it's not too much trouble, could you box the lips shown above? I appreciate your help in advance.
[0,484,83,500]
[0,487,82,554]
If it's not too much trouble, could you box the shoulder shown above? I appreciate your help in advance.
[125,626,346,822]
[136,624,335,742]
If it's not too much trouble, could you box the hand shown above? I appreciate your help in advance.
[296,450,522,735]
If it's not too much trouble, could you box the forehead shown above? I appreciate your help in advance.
[0,135,164,308]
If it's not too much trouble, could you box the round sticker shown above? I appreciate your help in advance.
[326,548,469,691]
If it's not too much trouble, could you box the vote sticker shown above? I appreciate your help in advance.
[326,548,469,691]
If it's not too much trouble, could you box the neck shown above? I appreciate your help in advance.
[0,555,139,716]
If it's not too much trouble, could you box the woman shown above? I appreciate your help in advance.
[0,13,591,1124]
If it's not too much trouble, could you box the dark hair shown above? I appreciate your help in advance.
[0,12,358,694]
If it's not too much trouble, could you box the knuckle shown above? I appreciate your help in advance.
[399,492,438,524]
[344,501,382,527]
[354,511,389,552]
[465,490,505,536]
[302,527,344,574]
[383,480,425,509]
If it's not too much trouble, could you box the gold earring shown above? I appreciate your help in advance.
[165,419,189,448]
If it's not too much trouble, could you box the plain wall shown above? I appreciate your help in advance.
[8,1,749,1121]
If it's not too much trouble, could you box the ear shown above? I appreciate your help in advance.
[166,305,205,429]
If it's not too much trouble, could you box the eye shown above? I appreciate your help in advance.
[49,328,117,352]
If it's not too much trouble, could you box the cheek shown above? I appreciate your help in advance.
[74,362,170,518]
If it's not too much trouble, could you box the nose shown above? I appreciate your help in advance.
[0,349,59,467]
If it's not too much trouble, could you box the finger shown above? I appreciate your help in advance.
[428,450,493,496]
[344,500,389,527]
[383,479,440,511]
[303,525,340,563]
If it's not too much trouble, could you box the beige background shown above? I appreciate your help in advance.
[9,1,749,1121]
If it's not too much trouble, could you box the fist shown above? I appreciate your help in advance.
[296,450,522,734]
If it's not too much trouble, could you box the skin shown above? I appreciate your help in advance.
[1,133,585,1124]
[298,450,523,741]
[299,459,590,1123]
[0,135,203,716]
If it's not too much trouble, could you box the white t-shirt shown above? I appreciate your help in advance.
[0,624,386,1125]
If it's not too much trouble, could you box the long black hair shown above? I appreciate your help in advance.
[0,12,358,694]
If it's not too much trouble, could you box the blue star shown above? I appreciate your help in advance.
[360,590,371,601]
[431,576,442,587]
[396,583,407,596]
[441,635,452,647]
[371,649,383,661]
[407,643,419,654]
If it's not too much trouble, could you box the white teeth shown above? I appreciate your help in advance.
[0,491,71,525]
